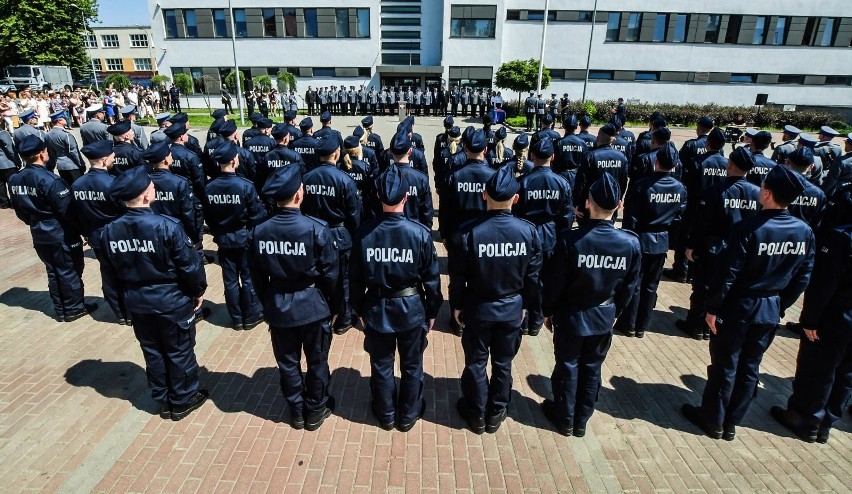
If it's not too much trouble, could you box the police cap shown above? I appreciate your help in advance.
[284,110,297,121]
[729,146,756,171]
[752,130,772,149]
[110,165,151,201]
[466,129,488,153]
[652,127,671,142]
[211,109,227,119]
[84,104,104,116]
[495,126,507,141]
[263,164,302,201]
[819,126,839,138]
[271,123,290,140]
[257,118,273,129]
[352,126,365,138]
[485,163,520,201]
[18,135,46,157]
[708,127,726,148]
[530,137,554,159]
[249,112,263,123]
[589,173,620,210]
[482,112,493,125]
[462,126,476,144]
[798,133,818,148]
[787,147,814,168]
[651,116,667,128]
[80,140,114,160]
[163,122,187,140]
[211,140,239,164]
[361,116,373,128]
[513,133,529,149]
[599,124,617,137]
[376,163,407,205]
[564,113,578,129]
[320,111,332,123]
[316,137,339,157]
[219,120,238,137]
[697,116,715,129]
[543,114,554,125]
[343,135,360,150]
[744,127,758,138]
[579,115,592,126]
[299,117,314,130]
[155,112,170,123]
[49,110,66,121]
[142,140,171,164]
[656,143,679,170]
[120,104,138,116]
[390,131,412,155]
[783,125,802,136]
[763,163,806,204]
[210,118,225,134]
[443,115,454,128]
[106,119,131,136]
[170,112,189,124]
[446,126,461,138]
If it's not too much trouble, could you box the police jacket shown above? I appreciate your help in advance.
[686,176,760,254]
[542,220,641,336]
[448,210,542,323]
[501,157,534,178]
[169,143,205,200]
[442,159,495,237]
[771,141,797,165]
[577,130,596,147]
[0,129,20,170]
[70,168,122,241]
[692,153,728,207]
[44,127,84,171]
[204,172,266,249]
[301,162,361,248]
[788,178,826,230]
[435,146,462,194]
[261,145,306,185]
[235,147,257,182]
[314,127,344,155]
[799,223,852,330]
[341,158,377,222]
[249,208,340,327]
[611,136,634,162]
[201,136,224,178]
[282,124,303,143]
[536,99,546,114]
[573,144,629,209]
[747,152,777,186]
[531,128,561,148]
[486,147,514,169]
[433,133,449,164]
[132,124,148,150]
[112,141,148,174]
[679,135,709,182]
[365,133,384,157]
[79,120,110,146]
[514,166,573,253]
[361,146,381,176]
[820,152,852,197]
[291,134,321,171]
[150,168,202,243]
[410,147,428,176]
[242,127,261,146]
[395,163,433,229]
[524,97,537,113]
[9,163,79,244]
[618,129,636,147]
[244,134,275,161]
[706,210,814,325]
[100,208,207,318]
[554,134,588,176]
[623,173,687,255]
[350,213,442,332]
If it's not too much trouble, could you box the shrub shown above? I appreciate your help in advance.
[102,73,131,91]
[506,116,526,128]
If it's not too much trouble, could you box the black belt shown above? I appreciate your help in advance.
[271,280,316,292]
[379,286,419,298]
[328,222,344,229]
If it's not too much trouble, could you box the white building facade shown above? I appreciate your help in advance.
[87,26,158,86]
[148,0,852,107]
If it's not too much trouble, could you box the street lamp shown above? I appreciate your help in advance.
[71,3,100,90]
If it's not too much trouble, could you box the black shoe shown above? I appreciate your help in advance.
[333,320,352,335]
[397,401,426,432]
[662,268,687,283]
[171,390,209,421]
[770,406,816,443]
[305,396,335,431]
[527,327,540,337]
[541,399,572,436]
[635,330,645,339]
[159,402,171,419]
[450,317,464,337]
[242,317,264,330]
[573,425,586,438]
[681,404,722,439]
[722,423,736,441]
[118,318,130,326]
[675,319,703,340]
[520,327,529,336]
[192,307,212,325]
[816,428,830,444]
[618,327,635,337]
[291,410,305,430]
[485,407,507,434]
[232,320,244,330]
[64,302,98,322]
[456,398,485,434]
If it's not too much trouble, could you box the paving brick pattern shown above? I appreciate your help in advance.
[0,117,848,493]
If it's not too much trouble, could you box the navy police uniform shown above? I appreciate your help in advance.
[112,141,148,175]
[573,126,628,221]
[0,128,20,208]
[150,166,203,246]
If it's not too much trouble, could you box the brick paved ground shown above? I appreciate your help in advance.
[0,116,849,494]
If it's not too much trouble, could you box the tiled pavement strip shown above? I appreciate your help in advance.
[0,115,849,494]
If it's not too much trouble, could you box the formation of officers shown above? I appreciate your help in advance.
[304,85,497,119]
[3,100,851,444]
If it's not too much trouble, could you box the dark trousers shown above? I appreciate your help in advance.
[461,319,523,417]
[269,319,332,416]
[307,102,315,115]
[617,253,666,331]
[132,304,200,405]
[525,113,535,130]
[787,321,852,431]
[340,102,348,115]
[0,168,16,208]
[337,246,352,326]
[551,330,612,427]
[33,240,85,318]
[218,247,262,325]
[670,219,689,275]
[223,99,233,113]
[687,253,716,322]
[450,102,457,116]
[700,322,776,427]
[365,325,428,424]
[536,114,545,128]
[171,99,181,113]
[91,244,126,320]
[59,168,83,187]
[470,104,477,117]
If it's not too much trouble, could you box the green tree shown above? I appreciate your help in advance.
[0,0,99,80]
[252,74,272,91]
[173,73,193,108]
[223,70,245,92]
[276,70,297,93]
[102,73,131,91]
[150,74,170,89]
[494,59,551,104]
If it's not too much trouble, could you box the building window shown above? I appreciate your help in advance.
[605,13,620,41]
[725,15,742,43]
[130,34,149,47]
[105,59,124,71]
[213,9,227,37]
[771,17,788,45]
[84,34,97,48]
[506,10,520,21]
[730,73,756,83]
[284,9,297,37]
[626,13,641,41]
[777,75,806,85]
[356,9,370,38]
[358,67,371,78]
[183,10,198,38]
[101,34,119,47]
[382,53,420,65]
[234,9,248,37]
[548,69,566,79]
[304,8,318,37]
[705,15,721,43]
[382,41,420,50]
[753,16,767,45]
[382,30,419,39]
[263,8,277,37]
[527,10,556,22]
[802,17,818,46]
[450,5,496,38]
[653,14,667,42]
[382,5,420,14]
[134,58,152,71]
[635,72,659,81]
[91,59,102,72]
[164,10,178,38]
[820,18,837,46]
[578,11,593,22]
[589,71,614,80]
[673,14,689,42]
[336,9,350,38]
[384,17,420,26]
[313,68,336,77]
[825,76,852,85]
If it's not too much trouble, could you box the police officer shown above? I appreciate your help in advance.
[282,110,303,143]
[250,165,339,430]
[360,116,384,157]
[682,165,815,441]
[770,185,852,443]
[616,145,687,338]
[609,117,634,162]
[120,104,149,150]
[422,88,433,117]
[385,132,433,229]
[79,105,111,146]
[541,174,641,437]
[435,125,463,200]
[244,118,275,166]
[165,122,206,201]
[206,140,267,330]
[632,116,666,166]
[349,164,442,431]
[506,134,534,177]
[514,138,573,335]
[784,148,826,229]
[144,141,203,248]
[306,86,317,115]
[100,166,209,421]
[352,126,381,174]
[530,114,560,149]
[149,113,171,145]
[348,86,358,116]
[413,88,422,117]
[553,114,588,181]
[813,126,842,180]
[547,94,559,128]
[433,116,454,164]
[291,118,322,171]
[242,113,264,146]
[72,140,126,323]
[576,114,597,147]
[677,147,761,339]
[0,125,20,209]
[535,94,546,129]
[341,136,377,222]
[394,119,428,175]
[207,109,228,143]
[10,135,95,321]
[330,85,340,114]
[108,120,146,175]
[44,111,85,185]
[378,87,387,116]
[679,117,714,176]
[202,120,230,178]
[771,125,801,164]
[460,87,470,117]
[746,131,777,186]
[261,124,306,189]
[820,133,852,196]
[388,87,397,116]
[629,127,673,186]
[368,86,378,115]
[302,137,361,334]
[450,164,542,433]
[314,112,344,157]
[486,126,513,169]
[449,86,459,116]
[13,109,44,149]
[573,124,629,223]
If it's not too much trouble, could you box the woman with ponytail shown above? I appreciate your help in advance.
[510,134,534,177]
[342,135,377,221]
[488,126,514,169]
